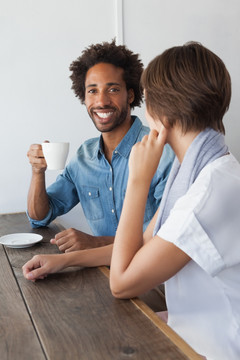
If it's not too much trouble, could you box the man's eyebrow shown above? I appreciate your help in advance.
[86,82,121,88]
[86,84,97,88]
[106,82,121,86]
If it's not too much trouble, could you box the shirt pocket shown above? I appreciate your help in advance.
[80,186,104,221]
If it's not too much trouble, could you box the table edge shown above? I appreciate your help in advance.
[99,266,203,360]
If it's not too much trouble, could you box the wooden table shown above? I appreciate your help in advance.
[0,213,202,360]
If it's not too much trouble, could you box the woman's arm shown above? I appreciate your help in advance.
[22,244,113,281]
[110,129,190,299]
[110,232,190,299]
[143,207,160,245]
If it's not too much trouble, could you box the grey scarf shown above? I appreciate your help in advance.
[153,128,228,235]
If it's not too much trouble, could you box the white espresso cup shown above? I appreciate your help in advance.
[42,142,69,170]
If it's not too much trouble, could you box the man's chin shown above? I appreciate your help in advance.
[94,124,115,133]
[92,118,116,133]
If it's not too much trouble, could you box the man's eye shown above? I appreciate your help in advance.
[88,89,97,94]
[109,88,120,93]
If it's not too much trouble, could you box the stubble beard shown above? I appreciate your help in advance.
[88,104,129,133]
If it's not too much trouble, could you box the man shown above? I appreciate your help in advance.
[27,40,174,256]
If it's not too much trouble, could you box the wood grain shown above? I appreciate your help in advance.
[99,266,203,360]
[0,213,197,359]
[0,245,45,360]
[18,267,189,360]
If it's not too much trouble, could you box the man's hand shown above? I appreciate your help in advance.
[50,228,114,253]
[22,254,66,282]
[50,228,95,253]
[27,142,50,220]
[27,142,48,173]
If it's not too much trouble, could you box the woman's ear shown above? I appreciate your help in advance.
[127,89,135,105]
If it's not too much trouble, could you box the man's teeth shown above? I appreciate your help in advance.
[96,112,113,119]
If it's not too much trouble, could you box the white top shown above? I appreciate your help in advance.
[157,154,240,360]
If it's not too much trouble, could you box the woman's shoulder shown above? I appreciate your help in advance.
[187,153,240,209]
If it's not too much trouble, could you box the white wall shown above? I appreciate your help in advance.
[124,0,240,160]
[1,0,240,232]
[0,0,115,232]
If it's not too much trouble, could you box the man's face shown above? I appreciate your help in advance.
[84,63,134,133]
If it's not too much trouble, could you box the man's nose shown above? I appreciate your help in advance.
[96,91,111,106]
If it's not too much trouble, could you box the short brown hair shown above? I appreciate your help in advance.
[70,39,143,109]
[141,42,231,134]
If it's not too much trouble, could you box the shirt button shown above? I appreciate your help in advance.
[109,187,112,191]
[115,150,118,154]
[111,209,115,213]
[88,192,91,196]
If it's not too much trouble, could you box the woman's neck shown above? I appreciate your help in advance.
[168,127,201,163]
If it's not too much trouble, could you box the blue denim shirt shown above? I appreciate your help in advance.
[28,117,174,235]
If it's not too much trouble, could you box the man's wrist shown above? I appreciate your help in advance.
[92,235,114,247]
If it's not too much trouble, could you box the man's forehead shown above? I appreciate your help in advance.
[85,63,125,86]
[86,82,122,88]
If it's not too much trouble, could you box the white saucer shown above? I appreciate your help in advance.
[0,233,43,248]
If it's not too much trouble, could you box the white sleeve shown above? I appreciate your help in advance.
[156,169,227,277]
[158,209,225,276]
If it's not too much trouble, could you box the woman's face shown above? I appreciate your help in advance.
[144,89,164,131]
[145,107,165,132]
[145,108,156,130]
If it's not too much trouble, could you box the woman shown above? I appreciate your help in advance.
[110,42,240,359]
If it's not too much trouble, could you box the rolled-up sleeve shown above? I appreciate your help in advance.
[27,207,53,228]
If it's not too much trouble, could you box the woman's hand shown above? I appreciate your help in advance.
[22,254,67,281]
[129,126,168,186]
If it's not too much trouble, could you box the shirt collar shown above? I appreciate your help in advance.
[96,116,143,159]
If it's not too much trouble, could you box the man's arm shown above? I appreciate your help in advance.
[27,144,50,220]
[50,202,157,253]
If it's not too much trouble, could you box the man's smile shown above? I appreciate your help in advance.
[91,108,116,122]
[95,111,114,119]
